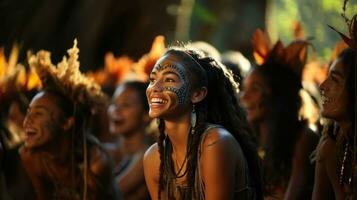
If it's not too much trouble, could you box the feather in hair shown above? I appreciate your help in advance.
[28,39,107,114]
[134,35,166,82]
[251,28,312,80]
[252,29,271,65]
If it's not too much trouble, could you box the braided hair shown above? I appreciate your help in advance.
[156,45,263,199]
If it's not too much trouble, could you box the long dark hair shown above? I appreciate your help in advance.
[156,46,263,199]
[253,58,304,191]
[330,47,356,189]
[43,86,115,199]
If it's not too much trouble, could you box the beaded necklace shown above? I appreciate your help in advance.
[338,136,353,187]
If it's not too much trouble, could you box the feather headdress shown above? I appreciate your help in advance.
[0,45,41,149]
[251,29,311,79]
[28,39,107,115]
[0,45,41,106]
[87,35,166,90]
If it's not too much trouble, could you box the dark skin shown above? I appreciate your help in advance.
[312,55,352,200]
[108,84,151,199]
[240,69,319,199]
[144,53,248,199]
[20,91,116,200]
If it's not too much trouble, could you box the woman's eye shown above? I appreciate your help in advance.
[120,102,133,108]
[330,75,338,83]
[165,78,175,82]
[34,112,43,116]
[250,86,261,92]
[149,77,156,83]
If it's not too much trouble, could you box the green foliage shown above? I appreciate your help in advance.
[192,2,219,26]
[268,0,356,61]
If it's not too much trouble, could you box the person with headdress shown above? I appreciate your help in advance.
[312,11,356,199]
[240,30,319,199]
[143,45,263,199]
[20,40,120,200]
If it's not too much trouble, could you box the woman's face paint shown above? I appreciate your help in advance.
[146,53,191,118]
[156,64,189,105]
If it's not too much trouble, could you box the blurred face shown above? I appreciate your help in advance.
[22,92,65,149]
[319,58,349,121]
[240,69,270,123]
[146,53,191,119]
[108,85,148,136]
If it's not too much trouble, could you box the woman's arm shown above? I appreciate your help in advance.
[311,137,335,200]
[200,128,241,200]
[284,129,319,199]
[88,146,119,199]
[143,143,162,200]
[117,152,148,198]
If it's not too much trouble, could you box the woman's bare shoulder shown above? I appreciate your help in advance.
[89,145,113,177]
[143,143,160,164]
[201,127,236,147]
[200,127,243,161]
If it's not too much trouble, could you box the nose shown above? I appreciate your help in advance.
[22,113,31,129]
[319,79,327,94]
[149,80,163,93]
[239,90,248,103]
[107,104,119,117]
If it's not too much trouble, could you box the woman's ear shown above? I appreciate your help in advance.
[62,116,75,131]
[191,86,207,104]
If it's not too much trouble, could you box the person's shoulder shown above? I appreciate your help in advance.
[201,126,236,147]
[144,142,159,162]
[143,142,160,181]
[89,145,113,176]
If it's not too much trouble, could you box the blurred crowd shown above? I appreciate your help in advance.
[0,3,356,200]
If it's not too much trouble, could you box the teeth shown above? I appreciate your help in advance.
[25,128,36,133]
[321,95,331,104]
[151,98,167,104]
[111,119,123,124]
[25,129,37,137]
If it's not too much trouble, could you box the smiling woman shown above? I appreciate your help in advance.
[312,47,356,200]
[143,45,263,200]
[107,81,152,200]
[19,41,120,200]
[240,35,319,199]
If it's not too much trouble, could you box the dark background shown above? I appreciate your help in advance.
[0,0,266,71]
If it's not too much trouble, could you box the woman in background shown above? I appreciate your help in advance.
[108,81,153,200]
[240,36,319,199]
